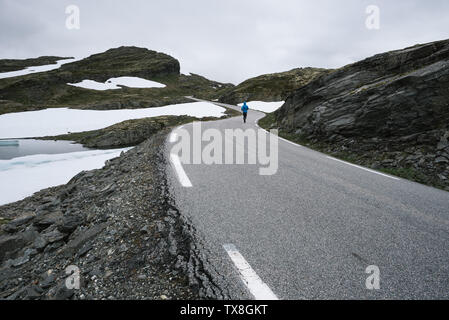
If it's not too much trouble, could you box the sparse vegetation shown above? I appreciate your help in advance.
[0,47,234,115]
[0,56,73,73]
[258,113,448,191]
[219,67,331,104]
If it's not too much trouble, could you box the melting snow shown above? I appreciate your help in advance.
[0,58,80,79]
[68,76,166,90]
[0,102,226,139]
[0,148,129,205]
[238,101,285,113]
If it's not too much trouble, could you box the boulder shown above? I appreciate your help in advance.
[0,235,28,262]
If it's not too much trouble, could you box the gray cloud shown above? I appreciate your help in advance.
[0,0,448,83]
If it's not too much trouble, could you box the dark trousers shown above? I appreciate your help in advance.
[243,112,248,123]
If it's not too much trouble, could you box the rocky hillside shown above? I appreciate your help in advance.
[219,67,330,105]
[0,56,73,73]
[0,47,234,115]
[60,47,180,83]
[268,38,449,190]
[0,132,230,300]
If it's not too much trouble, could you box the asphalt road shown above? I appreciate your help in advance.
[166,99,449,300]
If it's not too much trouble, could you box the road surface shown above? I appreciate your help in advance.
[166,98,449,300]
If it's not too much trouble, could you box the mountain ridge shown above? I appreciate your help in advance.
[219,67,331,104]
[0,47,233,115]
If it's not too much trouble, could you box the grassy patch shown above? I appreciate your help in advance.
[378,167,442,187]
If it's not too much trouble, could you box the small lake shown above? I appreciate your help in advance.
[0,139,90,160]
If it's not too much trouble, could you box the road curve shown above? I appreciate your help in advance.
[166,99,449,300]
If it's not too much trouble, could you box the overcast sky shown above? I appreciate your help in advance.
[0,0,448,84]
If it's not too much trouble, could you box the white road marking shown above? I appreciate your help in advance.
[255,118,400,181]
[326,156,401,180]
[169,132,178,143]
[223,244,279,300]
[255,121,302,148]
[169,128,192,187]
[170,153,193,187]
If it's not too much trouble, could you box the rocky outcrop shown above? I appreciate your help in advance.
[219,67,330,105]
[59,46,180,83]
[273,39,449,189]
[0,132,224,300]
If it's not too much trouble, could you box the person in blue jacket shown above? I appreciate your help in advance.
[241,101,249,123]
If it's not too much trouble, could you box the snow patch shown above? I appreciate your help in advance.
[0,148,129,205]
[238,101,285,113]
[68,76,166,90]
[0,102,226,139]
[0,58,80,79]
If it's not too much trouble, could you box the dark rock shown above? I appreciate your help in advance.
[43,241,64,253]
[42,229,65,243]
[57,215,84,234]
[277,39,449,143]
[2,215,35,233]
[0,235,27,262]
[5,287,26,300]
[24,248,38,258]
[11,254,30,267]
[20,227,39,243]
[33,236,48,252]
[435,156,449,164]
[33,211,63,231]
[140,225,151,234]
[77,243,93,257]
[40,270,56,289]
[25,285,43,299]
[51,283,74,300]
[62,223,107,258]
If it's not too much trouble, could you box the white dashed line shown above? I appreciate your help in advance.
[169,129,192,187]
[223,244,279,300]
[326,156,401,180]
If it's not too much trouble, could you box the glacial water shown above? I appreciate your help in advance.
[0,139,90,160]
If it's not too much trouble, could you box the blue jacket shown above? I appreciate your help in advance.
[241,102,249,113]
